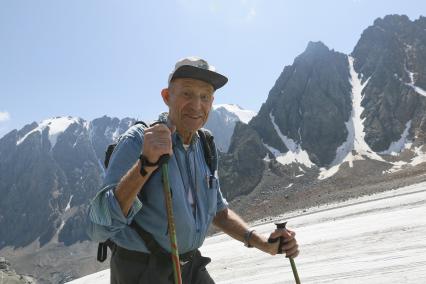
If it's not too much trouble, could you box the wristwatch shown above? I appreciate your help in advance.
[244,229,255,248]
[139,154,158,176]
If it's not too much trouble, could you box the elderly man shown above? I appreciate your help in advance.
[87,57,299,283]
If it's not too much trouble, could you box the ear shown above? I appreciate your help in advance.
[161,88,170,106]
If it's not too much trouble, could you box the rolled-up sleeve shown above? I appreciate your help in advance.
[216,181,228,213]
[87,127,144,242]
[214,145,228,213]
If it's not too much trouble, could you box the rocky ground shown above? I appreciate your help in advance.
[0,242,107,284]
[0,257,37,284]
[228,159,426,225]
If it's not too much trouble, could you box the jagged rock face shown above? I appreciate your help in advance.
[250,41,352,166]
[0,125,69,248]
[89,116,135,164]
[352,15,426,151]
[0,117,132,249]
[224,15,426,197]
[218,122,267,200]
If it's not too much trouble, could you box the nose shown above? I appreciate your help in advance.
[188,94,202,110]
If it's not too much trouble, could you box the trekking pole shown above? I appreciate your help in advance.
[159,154,182,284]
[268,222,301,284]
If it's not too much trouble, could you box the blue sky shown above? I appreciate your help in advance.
[0,0,424,137]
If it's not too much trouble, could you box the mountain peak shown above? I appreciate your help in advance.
[373,14,411,28]
[16,116,82,148]
[305,41,330,54]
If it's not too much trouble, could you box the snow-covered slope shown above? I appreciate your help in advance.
[262,113,314,169]
[16,116,82,148]
[212,104,256,124]
[205,104,257,152]
[67,181,426,284]
[319,56,386,179]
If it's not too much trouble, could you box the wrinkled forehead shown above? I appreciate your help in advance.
[169,78,215,93]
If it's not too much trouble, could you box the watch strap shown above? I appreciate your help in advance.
[244,229,255,248]
[139,155,157,176]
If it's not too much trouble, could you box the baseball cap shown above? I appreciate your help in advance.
[168,56,228,90]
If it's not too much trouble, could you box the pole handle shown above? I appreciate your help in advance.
[269,222,301,284]
[267,222,287,254]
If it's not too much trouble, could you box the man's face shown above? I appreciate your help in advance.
[163,78,215,135]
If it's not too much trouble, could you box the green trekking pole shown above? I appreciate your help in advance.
[152,115,182,283]
[268,222,301,284]
[159,154,182,284]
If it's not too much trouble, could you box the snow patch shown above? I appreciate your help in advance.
[319,56,385,180]
[406,82,426,97]
[404,65,426,97]
[58,220,65,234]
[66,268,109,283]
[262,142,281,157]
[262,154,270,162]
[17,116,80,148]
[104,126,121,142]
[385,146,426,173]
[379,120,412,156]
[213,104,256,124]
[65,195,74,211]
[268,113,314,168]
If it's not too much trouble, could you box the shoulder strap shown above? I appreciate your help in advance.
[129,220,166,255]
[198,129,217,174]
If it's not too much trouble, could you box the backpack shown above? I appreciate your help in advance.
[97,120,217,262]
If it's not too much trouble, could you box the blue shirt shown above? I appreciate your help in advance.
[87,121,228,254]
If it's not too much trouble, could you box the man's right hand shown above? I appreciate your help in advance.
[142,123,175,167]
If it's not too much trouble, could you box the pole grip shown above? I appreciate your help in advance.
[269,222,301,284]
[267,222,287,254]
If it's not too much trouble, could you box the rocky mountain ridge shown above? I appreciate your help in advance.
[219,15,426,200]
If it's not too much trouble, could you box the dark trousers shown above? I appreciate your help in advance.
[110,246,215,284]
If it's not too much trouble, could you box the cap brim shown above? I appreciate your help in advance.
[170,65,228,90]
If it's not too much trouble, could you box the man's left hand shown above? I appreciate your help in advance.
[265,228,299,258]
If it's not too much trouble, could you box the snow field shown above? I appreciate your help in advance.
[202,181,426,283]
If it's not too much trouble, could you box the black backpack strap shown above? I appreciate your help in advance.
[129,220,166,255]
[198,129,217,174]
[104,144,117,168]
[134,121,149,128]
[97,239,116,262]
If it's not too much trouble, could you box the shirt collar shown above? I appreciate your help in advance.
[172,131,199,148]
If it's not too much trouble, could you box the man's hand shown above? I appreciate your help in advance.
[265,228,299,258]
[142,123,176,165]
[115,123,176,216]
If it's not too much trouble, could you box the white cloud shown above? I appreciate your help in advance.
[246,7,256,21]
[0,111,10,122]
